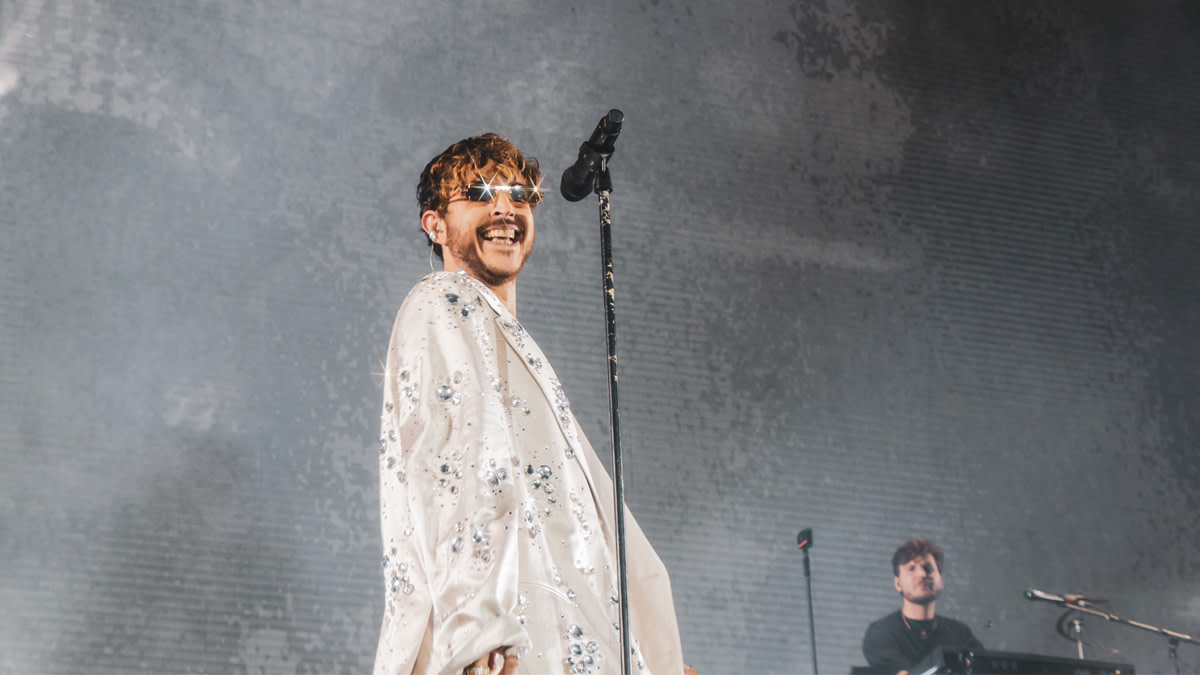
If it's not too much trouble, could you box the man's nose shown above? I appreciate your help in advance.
[491,190,516,217]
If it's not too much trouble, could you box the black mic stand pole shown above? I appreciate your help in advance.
[597,160,634,675]
[798,529,819,674]
[804,551,818,674]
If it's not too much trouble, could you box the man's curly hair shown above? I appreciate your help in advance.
[416,133,542,260]
[892,539,944,576]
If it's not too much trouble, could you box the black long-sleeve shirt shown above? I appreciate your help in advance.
[862,610,983,674]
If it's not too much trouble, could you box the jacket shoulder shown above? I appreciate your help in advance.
[394,273,496,327]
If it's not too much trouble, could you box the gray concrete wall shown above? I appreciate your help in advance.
[2,1,1198,672]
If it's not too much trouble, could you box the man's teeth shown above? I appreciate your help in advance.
[481,228,517,242]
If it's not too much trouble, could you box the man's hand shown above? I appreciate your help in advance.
[465,647,518,675]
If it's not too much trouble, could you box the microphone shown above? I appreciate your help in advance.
[797,528,813,551]
[560,109,624,202]
[1025,588,1068,605]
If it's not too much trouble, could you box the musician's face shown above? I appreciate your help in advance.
[429,162,537,289]
[894,553,942,606]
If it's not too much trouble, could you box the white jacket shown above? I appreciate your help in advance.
[375,271,684,675]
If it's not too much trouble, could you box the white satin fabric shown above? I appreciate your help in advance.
[375,272,684,675]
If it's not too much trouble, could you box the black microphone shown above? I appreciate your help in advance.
[560,109,624,202]
[797,528,813,551]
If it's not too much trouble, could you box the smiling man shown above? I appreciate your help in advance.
[861,539,983,675]
[373,134,686,675]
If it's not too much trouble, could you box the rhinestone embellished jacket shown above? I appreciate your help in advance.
[374,271,684,675]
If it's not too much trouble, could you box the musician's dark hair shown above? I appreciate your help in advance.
[416,133,542,260]
[892,539,944,576]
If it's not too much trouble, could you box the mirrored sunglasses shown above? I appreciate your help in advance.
[458,181,544,205]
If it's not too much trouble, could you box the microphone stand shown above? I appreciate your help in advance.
[1027,589,1200,672]
[797,530,819,674]
[1055,608,1087,659]
[598,170,634,675]
[564,110,632,675]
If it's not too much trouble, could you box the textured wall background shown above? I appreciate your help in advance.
[2,1,1199,673]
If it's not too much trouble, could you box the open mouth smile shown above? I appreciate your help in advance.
[479,225,522,245]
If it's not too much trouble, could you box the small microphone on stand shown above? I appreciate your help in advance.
[797,528,813,550]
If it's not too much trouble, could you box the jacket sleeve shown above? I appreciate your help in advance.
[380,279,529,674]
[574,422,686,675]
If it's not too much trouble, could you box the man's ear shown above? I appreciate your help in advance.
[421,210,443,241]
[894,576,903,593]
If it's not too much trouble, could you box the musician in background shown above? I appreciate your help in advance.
[861,539,983,675]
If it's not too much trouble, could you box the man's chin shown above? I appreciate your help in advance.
[468,261,522,288]
[477,251,531,285]
[447,246,527,288]
[908,593,938,606]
